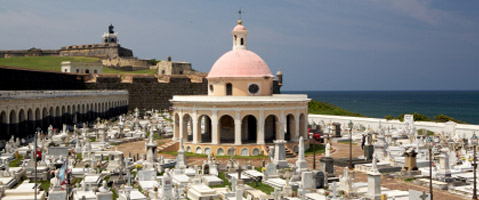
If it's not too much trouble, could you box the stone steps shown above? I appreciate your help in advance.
[285,146,297,158]
[158,140,177,152]
[265,144,297,158]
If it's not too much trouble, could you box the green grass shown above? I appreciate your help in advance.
[160,151,267,159]
[0,56,157,75]
[39,181,50,191]
[246,181,275,195]
[0,56,99,71]
[338,141,356,145]
[308,100,364,117]
[305,144,325,156]
[9,155,23,167]
[214,171,231,189]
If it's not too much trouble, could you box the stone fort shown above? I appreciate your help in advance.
[0,24,152,70]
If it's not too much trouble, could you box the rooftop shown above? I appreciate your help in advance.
[0,90,128,100]
[170,94,310,104]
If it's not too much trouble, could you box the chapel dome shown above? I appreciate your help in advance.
[207,49,273,78]
[207,20,273,78]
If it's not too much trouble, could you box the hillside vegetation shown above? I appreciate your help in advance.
[0,56,156,74]
[308,100,364,117]
[384,113,466,124]
[308,100,465,124]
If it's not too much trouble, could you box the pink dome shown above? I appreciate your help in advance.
[207,49,273,78]
[233,24,246,31]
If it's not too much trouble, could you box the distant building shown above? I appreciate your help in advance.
[157,57,194,75]
[61,61,103,74]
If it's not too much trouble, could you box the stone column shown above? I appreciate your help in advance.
[279,109,285,140]
[257,108,265,144]
[293,110,300,142]
[192,109,199,144]
[234,111,242,145]
[211,109,219,144]
[178,111,184,142]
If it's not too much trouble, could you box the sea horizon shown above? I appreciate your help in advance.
[283,90,479,125]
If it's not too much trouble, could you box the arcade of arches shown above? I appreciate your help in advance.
[0,90,128,139]
[170,95,310,155]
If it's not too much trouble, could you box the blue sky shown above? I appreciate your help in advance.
[1,0,478,91]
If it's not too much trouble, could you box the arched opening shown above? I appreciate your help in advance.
[1,111,7,137]
[240,38,244,45]
[286,114,296,141]
[61,106,66,126]
[49,107,54,128]
[182,114,193,142]
[94,103,98,119]
[35,108,41,131]
[72,105,77,124]
[299,113,306,139]
[55,106,60,128]
[18,109,25,136]
[198,115,212,143]
[264,115,279,143]
[174,113,180,139]
[226,83,232,96]
[241,115,257,144]
[219,115,235,143]
[9,110,17,136]
[27,109,33,135]
[42,108,48,130]
[81,104,85,122]
[67,105,72,124]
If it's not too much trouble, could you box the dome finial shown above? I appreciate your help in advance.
[238,20,242,25]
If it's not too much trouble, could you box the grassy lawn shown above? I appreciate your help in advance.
[39,180,50,191]
[0,56,157,75]
[338,141,357,145]
[305,144,325,156]
[213,171,232,189]
[9,155,23,167]
[0,56,99,71]
[247,181,275,195]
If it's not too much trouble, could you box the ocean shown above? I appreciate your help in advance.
[283,91,479,124]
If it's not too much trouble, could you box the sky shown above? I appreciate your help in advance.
[0,0,478,91]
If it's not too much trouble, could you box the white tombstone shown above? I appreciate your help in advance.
[295,136,308,173]
[366,152,381,200]
[175,137,187,169]
[301,171,314,191]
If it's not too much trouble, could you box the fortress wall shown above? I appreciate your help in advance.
[59,44,121,59]
[0,49,60,58]
[86,75,208,111]
[102,58,152,70]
